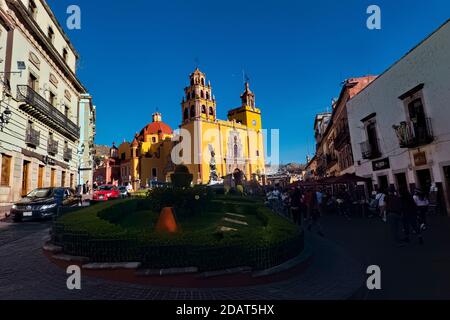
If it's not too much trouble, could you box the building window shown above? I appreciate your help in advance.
[1,154,12,187]
[256,150,260,157]
[152,137,156,143]
[28,73,39,91]
[206,92,210,100]
[190,78,194,86]
[62,48,68,62]
[183,108,189,121]
[49,91,56,107]
[201,90,204,99]
[190,106,195,118]
[201,78,205,86]
[191,91,195,99]
[209,107,214,116]
[28,0,37,20]
[152,168,157,178]
[201,105,206,114]
[121,153,126,160]
[48,27,55,44]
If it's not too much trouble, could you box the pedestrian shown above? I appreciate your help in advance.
[385,187,404,246]
[400,189,424,245]
[413,189,429,231]
[376,189,387,222]
[307,188,325,237]
[290,187,302,225]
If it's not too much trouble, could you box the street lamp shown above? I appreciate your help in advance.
[0,106,12,130]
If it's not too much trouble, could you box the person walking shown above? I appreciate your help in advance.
[290,187,302,225]
[376,189,387,222]
[413,189,429,231]
[307,189,325,237]
[400,189,424,245]
[385,187,404,246]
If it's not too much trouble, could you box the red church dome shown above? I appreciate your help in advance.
[138,112,172,139]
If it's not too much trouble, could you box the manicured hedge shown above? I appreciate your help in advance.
[52,197,303,271]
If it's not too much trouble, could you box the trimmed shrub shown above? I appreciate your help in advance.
[170,165,193,188]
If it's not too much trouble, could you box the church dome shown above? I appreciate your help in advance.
[138,112,172,139]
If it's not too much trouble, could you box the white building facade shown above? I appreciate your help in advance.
[348,20,450,215]
[0,0,94,215]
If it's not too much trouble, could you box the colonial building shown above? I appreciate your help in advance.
[112,68,266,189]
[0,0,93,213]
[347,20,450,214]
[312,77,376,178]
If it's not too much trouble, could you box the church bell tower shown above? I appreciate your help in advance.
[181,68,217,123]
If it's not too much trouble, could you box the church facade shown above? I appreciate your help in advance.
[114,69,266,189]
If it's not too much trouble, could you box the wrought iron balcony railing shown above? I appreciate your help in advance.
[48,139,58,155]
[63,148,73,161]
[17,85,79,141]
[25,127,40,147]
[360,140,381,160]
[393,118,434,148]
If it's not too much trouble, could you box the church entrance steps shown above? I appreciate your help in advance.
[218,226,238,232]
[224,212,246,219]
[222,217,248,226]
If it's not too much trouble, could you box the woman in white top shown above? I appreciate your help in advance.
[376,191,387,222]
[413,190,429,231]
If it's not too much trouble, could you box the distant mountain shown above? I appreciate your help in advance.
[94,145,110,158]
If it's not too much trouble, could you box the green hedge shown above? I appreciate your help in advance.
[53,197,303,271]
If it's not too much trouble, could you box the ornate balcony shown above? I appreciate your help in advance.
[393,119,434,148]
[48,138,58,155]
[63,147,73,161]
[17,85,79,141]
[360,140,381,160]
[25,127,40,147]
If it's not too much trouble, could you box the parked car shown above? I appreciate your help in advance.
[118,186,129,198]
[92,185,120,202]
[11,187,80,222]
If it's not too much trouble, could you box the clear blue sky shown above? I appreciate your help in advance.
[48,0,450,164]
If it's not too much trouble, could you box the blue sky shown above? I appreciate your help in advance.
[48,0,450,164]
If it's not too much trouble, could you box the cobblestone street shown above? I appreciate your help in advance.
[1,212,449,300]
[0,217,363,300]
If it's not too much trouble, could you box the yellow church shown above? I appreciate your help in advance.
[117,68,266,189]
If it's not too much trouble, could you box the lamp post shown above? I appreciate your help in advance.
[0,61,27,130]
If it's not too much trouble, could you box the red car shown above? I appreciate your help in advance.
[92,185,121,201]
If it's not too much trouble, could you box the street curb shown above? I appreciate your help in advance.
[83,262,142,270]
[136,267,199,276]
[52,254,89,263]
[196,266,252,278]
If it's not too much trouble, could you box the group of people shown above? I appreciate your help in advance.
[265,184,431,246]
[265,186,325,237]
[368,187,429,245]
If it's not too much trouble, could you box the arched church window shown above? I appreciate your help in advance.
[184,108,189,120]
[201,105,206,114]
[191,91,195,99]
[201,78,205,85]
[206,92,210,100]
[190,106,195,118]
[190,78,194,86]
[201,90,204,99]
[209,107,214,116]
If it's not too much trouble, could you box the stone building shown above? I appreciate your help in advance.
[0,0,93,214]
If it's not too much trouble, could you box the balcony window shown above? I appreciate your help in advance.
[48,133,58,155]
[49,91,56,107]
[25,122,40,147]
[63,142,72,161]
[28,73,39,91]
[393,98,434,148]
[360,121,381,160]
[17,86,80,141]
